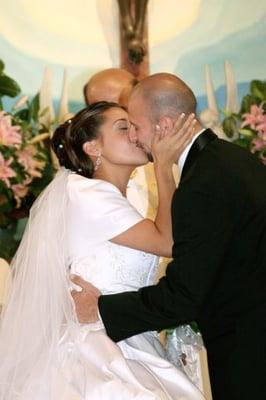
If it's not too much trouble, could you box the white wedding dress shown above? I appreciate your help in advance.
[53,173,205,399]
[0,170,205,400]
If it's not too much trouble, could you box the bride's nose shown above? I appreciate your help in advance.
[128,125,138,144]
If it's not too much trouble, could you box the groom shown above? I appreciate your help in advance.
[72,73,266,400]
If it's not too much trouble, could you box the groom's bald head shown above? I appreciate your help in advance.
[130,73,197,122]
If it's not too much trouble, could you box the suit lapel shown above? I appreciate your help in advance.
[180,129,217,181]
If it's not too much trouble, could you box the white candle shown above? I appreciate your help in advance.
[0,258,11,308]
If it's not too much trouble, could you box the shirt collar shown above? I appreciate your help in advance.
[178,128,206,174]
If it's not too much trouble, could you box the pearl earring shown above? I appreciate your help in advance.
[94,152,102,171]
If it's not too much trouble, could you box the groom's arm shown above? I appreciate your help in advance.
[99,189,235,342]
[98,274,197,342]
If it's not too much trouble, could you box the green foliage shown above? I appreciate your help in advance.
[0,218,28,262]
[0,224,20,262]
[250,80,266,101]
[0,59,21,105]
[222,115,238,138]
[0,61,56,260]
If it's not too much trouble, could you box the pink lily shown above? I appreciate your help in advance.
[11,183,29,208]
[241,104,264,130]
[0,111,22,147]
[251,137,266,153]
[16,145,45,178]
[259,153,266,165]
[256,115,266,140]
[0,152,16,187]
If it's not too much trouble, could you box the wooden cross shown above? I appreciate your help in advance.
[117,0,150,80]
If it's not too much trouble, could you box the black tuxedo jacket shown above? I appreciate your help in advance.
[99,130,266,399]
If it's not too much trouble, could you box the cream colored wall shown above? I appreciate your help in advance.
[0,0,265,106]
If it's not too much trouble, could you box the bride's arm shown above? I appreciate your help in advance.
[111,114,196,257]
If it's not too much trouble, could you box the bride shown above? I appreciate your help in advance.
[0,101,204,399]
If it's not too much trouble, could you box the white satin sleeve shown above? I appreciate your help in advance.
[67,174,144,246]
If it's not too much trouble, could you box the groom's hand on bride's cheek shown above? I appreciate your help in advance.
[70,274,102,324]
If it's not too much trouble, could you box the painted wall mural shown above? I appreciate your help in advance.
[0,0,265,112]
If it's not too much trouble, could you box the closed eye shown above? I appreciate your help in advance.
[118,125,130,132]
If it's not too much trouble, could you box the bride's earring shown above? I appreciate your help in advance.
[94,151,102,171]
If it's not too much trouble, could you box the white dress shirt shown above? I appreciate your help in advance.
[178,129,206,174]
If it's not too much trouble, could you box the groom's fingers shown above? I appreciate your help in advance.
[70,274,101,296]
[70,274,88,289]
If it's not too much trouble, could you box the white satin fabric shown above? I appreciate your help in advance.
[0,171,205,399]
[57,173,205,399]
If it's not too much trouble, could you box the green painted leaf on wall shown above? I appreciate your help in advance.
[0,74,21,98]
[29,93,40,122]
[250,80,266,101]
[0,60,5,75]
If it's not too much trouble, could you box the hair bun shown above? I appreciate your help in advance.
[51,123,73,170]
[51,102,124,178]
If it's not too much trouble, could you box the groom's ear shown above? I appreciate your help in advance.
[157,116,174,135]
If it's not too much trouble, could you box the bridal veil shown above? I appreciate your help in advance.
[0,168,77,399]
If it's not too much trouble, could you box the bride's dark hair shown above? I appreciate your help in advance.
[52,101,125,178]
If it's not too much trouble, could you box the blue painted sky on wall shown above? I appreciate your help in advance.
[0,0,265,113]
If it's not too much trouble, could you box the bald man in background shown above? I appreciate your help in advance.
[84,68,138,108]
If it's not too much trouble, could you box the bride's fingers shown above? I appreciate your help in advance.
[169,113,186,136]
[171,119,197,151]
[154,125,161,139]
[180,118,197,141]
[178,114,196,136]
[173,119,196,146]
[151,125,163,149]
[171,122,196,154]
[180,126,196,149]
[155,124,167,140]
[169,113,195,139]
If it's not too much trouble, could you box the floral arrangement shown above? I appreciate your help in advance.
[0,60,54,260]
[222,80,266,165]
[0,109,51,215]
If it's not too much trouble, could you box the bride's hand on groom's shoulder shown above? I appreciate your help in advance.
[70,274,102,324]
